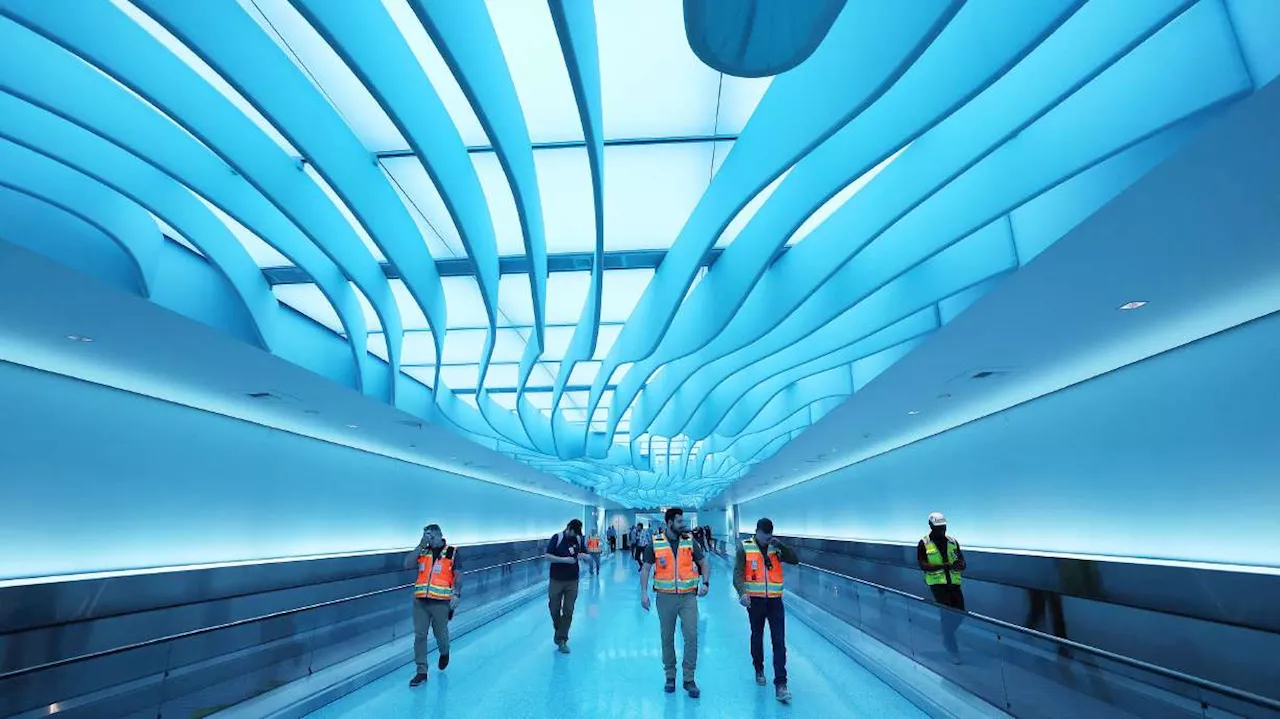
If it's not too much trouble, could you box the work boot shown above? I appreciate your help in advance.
[755,670,767,686]
[438,654,449,671]
[664,678,676,693]
[684,681,701,698]
[776,683,792,703]
[409,672,428,687]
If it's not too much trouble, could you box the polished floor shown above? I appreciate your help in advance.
[305,552,926,718]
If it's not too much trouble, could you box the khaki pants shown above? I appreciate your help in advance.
[412,598,451,673]
[656,592,699,682]
[548,578,579,643]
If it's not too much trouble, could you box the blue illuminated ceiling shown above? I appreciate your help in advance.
[0,0,1275,508]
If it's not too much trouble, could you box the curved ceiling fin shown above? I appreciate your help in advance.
[547,0,605,452]
[584,0,964,426]
[629,0,1217,441]
[134,0,447,403]
[409,0,549,351]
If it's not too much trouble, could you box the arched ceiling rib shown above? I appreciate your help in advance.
[0,0,1274,507]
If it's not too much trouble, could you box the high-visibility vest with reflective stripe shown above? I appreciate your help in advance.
[587,536,601,553]
[922,536,961,586]
[742,538,785,597]
[415,546,457,599]
[652,534,699,594]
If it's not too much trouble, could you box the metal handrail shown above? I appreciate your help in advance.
[796,561,1280,711]
[0,555,547,681]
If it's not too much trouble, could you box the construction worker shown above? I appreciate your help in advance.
[586,530,603,575]
[734,518,798,703]
[918,511,967,661]
[404,523,460,687]
[640,507,709,698]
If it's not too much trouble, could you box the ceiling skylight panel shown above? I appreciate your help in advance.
[604,142,716,250]
[397,331,436,365]
[484,0,585,143]
[273,283,342,332]
[714,165,793,248]
[539,325,575,360]
[439,363,480,390]
[535,147,595,254]
[490,392,519,409]
[482,363,522,389]
[113,0,298,156]
[497,273,536,325]
[440,327,525,364]
[472,153,527,256]
[599,269,654,322]
[302,164,387,262]
[241,0,407,151]
[192,193,291,267]
[596,0,720,138]
[567,360,602,386]
[545,271,592,325]
[524,391,555,409]
[786,143,910,246]
[389,280,429,331]
[403,366,434,386]
[441,275,491,329]
[715,75,773,135]
[383,0,490,147]
[380,160,461,258]
[593,324,622,360]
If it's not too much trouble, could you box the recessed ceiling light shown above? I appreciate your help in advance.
[1118,301,1147,311]
[907,410,920,415]
[346,424,359,429]
[65,334,93,342]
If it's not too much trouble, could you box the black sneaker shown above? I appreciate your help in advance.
[409,672,428,687]
[664,678,676,693]
[776,683,792,703]
[438,654,449,671]
[684,681,700,698]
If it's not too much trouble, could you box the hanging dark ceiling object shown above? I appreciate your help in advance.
[684,0,848,78]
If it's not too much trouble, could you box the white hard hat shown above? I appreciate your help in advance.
[928,512,947,527]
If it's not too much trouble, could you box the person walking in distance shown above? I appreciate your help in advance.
[586,530,603,575]
[919,512,967,662]
[404,523,460,687]
[607,524,617,553]
[734,518,799,703]
[634,522,650,571]
[641,508,710,698]
[544,519,586,653]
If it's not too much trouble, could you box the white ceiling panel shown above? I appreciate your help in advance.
[596,0,719,139]
[485,0,584,144]
[604,142,715,250]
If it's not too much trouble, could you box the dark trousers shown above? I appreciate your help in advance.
[548,579,579,644]
[929,584,965,654]
[748,597,787,684]
[633,545,644,568]
[608,536,616,552]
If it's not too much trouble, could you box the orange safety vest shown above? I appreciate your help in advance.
[414,545,457,600]
[742,538,784,598]
[652,533,699,594]
[587,536,601,553]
